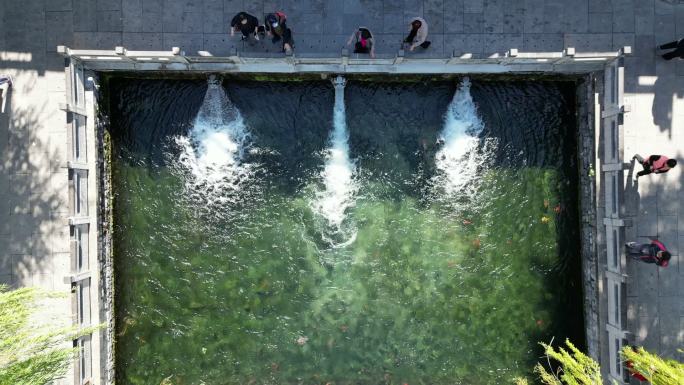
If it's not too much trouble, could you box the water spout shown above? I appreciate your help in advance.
[435,78,485,194]
[207,74,221,85]
[175,78,252,204]
[314,76,357,232]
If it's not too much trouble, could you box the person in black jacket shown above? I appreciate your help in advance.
[231,12,260,41]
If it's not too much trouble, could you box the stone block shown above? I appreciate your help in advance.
[654,2,676,42]
[73,0,98,32]
[676,5,684,36]
[382,0,402,13]
[445,33,483,55]
[12,254,35,286]
[423,0,443,15]
[74,31,123,49]
[522,33,563,52]
[32,274,54,290]
[203,0,225,33]
[659,314,683,359]
[424,1,445,34]
[542,3,563,34]
[46,11,74,52]
[636,265,658,305]
[50,226,70,254]
[635,8,655,35]
[523,0,545,33]
[181,12,204,33]
[482,0,503,34]
[203,33,240,56]
[464,0,483,13]
[634,35,656,58]
[502,0,524,34]
[163,33,204,54]
[462,13,484,33]
[402,0,422,15]
[634,292,658,318]
[97,10,124,32]
[565,1,588,33]
[47,0,73,12]
[123,32,164,50]
[613,33,635,51]
[635,316,660,351]
[162,0,184,33]
[658,296,683,319]
[589,0,611,13]
[564,33,612,52]
[588,13,612,33]
[292,13,324,35]
[383,12,405,33]
[123,0,143,32]
[322,10,345,34]
[658,266,681,297]
[657,178,679,216]
[612,0,635,33]
[264,0,284,10]
[97,0,122,11]
[483,33,523,56]
[444,0,464,34]
[52,252,71,279]
[657,216,678,252]
[637,214,657,237]
[284,0,325,13]
[140,0,163,32]
[223,0,243,13]
[0,249,11,276]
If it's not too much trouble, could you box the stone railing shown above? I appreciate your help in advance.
[57,45,626,74]
[57,45,630,385]
[599,50,632,384]
[61,57,102,385]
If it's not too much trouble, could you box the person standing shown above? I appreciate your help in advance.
[632,154,677,179]
[658,38,684,60]
[625,240,671,267]
[265,11,294,54]
[230,12,260,41]
[404,17,430,51]
[347,27,376,58]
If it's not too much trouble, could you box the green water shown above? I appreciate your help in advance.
[111,78,583,385]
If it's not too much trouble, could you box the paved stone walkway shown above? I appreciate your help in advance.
[1,0,683,383]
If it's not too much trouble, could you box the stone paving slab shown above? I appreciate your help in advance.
[2,1,684,384]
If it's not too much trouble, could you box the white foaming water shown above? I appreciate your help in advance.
[313,77,357,231]
[435,78,485,194]
[176,81,251,202]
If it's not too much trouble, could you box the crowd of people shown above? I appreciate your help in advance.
[230,11,432,58]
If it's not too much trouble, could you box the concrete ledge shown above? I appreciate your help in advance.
[59,46,624,75]
[68,216,91,226]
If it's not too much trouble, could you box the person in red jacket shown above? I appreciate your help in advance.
[632,154,677,179]
[625,240,671,267]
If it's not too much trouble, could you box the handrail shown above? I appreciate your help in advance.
[57,45,630,74]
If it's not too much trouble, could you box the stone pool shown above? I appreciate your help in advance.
[106,75,585,385]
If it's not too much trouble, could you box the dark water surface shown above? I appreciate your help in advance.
[108,77,584,385]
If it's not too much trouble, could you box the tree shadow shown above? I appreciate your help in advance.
[624,159,641,218]
[0,88,70,290]
[651,63,684,139]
